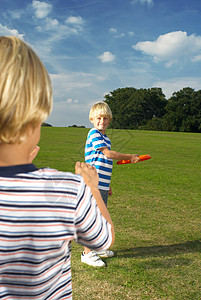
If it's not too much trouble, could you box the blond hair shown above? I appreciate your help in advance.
[0,36,53,144]
[89,102,112,122]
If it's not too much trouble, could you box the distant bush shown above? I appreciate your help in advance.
[42,122,52,127]
[68,125,86,128]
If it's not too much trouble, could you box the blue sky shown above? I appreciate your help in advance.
[1,0,201,127]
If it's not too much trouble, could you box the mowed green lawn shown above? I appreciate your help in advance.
[35,127,201,300]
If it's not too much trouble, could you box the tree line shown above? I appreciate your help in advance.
[104,87,201,133]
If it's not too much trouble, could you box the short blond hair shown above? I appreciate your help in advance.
[89,102,112,122]
[0,36,53,144]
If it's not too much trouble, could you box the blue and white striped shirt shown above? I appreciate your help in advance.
[85,128,113,191]
[0,164,113,299]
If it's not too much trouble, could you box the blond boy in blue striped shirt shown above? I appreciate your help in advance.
[81,102,140,267]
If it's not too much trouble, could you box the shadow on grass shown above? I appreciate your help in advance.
[116,240,201,259]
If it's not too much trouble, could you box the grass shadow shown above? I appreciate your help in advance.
[115,240,201,259]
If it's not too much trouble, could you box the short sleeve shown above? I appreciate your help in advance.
[90,129,108,151]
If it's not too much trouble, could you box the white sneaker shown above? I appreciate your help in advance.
[95,249,114,258]
[81,251,105,267]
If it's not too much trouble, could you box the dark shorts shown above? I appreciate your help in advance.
[100,189,109,207]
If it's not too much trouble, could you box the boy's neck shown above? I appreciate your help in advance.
[0,143,31,167]
[99,129,105,135]
[0,123,41,167]
[95,127,106,135]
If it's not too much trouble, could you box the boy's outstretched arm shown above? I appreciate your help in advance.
[75,162,115,245]
[100,147,140,163]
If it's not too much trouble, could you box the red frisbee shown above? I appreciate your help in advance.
[117,155,151,165]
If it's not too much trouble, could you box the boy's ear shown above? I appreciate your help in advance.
[90,118,94,124]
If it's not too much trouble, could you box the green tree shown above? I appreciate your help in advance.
[104,87,167,129]
[163,87,201,132]
[139,117,166,131]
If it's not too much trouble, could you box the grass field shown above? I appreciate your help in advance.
[34,127,201,299]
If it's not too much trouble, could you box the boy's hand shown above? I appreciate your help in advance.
[130,154,140,164]
[109,186,112,196]
[75,162,99,189]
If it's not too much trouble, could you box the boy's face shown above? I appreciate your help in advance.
[91,115,110,134]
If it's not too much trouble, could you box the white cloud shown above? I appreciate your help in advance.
[36,17,59,31]
[47,18,59,27]
[191,54,201,62]
[36,16,84,36]
[66,98,79,104]
[32,0,52,19]
[35,17,81,44]
[50,73,92,101]
[50,72,106,100]
[98,51,116,63]
[154,77,201,99]
[65,16,85,33]
[109,27,117,33]
[133,31,201,65]
[109,27,133,38]
[132,0,154,7]
[8,10,22,19]
[46,100,90,127]
[65,16,84,25]
[46,72,108,127]
[0,24,25,39]
[117,33,125,38]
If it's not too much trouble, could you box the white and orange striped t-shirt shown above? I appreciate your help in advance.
[0,164,113,299]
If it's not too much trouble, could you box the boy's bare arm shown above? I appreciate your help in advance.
[101,147,140,163]
[75,162,115,245]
